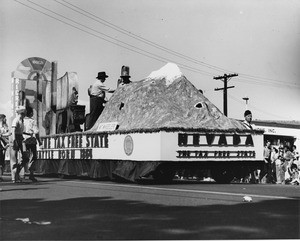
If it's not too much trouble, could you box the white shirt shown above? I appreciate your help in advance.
[242,120,254,130]
[90,80,112,97]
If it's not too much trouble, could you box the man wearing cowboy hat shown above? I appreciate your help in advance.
[87,71,114,130]
[117,66,132,87]
[10,106,29,183]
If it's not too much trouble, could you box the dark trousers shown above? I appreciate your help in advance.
[87,96,105,130]
[10,139,29,180]
[24,144,37,173]
[260,160,274,183]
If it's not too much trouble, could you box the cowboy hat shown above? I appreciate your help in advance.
[96,72,109,79]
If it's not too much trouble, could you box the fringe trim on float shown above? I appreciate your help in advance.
[113,160,161,182]
[35,159,60,174]
[34,159,161,182]
[42,127,264,138]
[58,159,90,177]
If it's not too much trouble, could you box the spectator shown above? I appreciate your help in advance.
[260,140,273,183]
[10,106,28,183]
[292,145,299,168]
[23,107,42,182]
[271,147,279,183]
[274,148,283,184]
[283,145,294,183]
[283,145,294,166]
[285,163,299,185]
[0,114,11,181]
[279,157,287,184]
[0,114,10,149]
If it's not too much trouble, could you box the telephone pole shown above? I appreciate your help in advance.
[214,73,238,116]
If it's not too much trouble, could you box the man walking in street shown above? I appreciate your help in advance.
[10,106,28,183]
[23,107,42,182]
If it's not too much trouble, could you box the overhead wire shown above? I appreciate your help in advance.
[56,0,229,74]
[20,0,215,77]
[13,0,299,120]
[234,76,298,89]
[15,0,300,91]
[228,94,286,119]
[55,0,300,89]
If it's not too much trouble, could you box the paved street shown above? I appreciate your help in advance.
[1,175,299,240]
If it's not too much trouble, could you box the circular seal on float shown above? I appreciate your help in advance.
[124,135,134,156]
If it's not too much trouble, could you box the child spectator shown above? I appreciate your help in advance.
[285,163,299,185]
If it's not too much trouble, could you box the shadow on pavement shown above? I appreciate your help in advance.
[0,195,299,240]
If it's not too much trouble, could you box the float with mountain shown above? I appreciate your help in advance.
[11,58,264,183]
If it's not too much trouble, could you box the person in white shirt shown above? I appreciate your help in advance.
[242,110,258,183]
[242,110,255,130]
[23,107,42,182]
[87,72,114,130]
[10,106,27,183]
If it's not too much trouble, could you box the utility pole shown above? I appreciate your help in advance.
[214,73,238,116]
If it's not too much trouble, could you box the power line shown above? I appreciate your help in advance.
[56,0,300,89]
[21,0,214,76]
[228,94,286,119]
[234,76,300,89]
[15,0,300,90]
[13,0,299,120]
[56,0,229,74]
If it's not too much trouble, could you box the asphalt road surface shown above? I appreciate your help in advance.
[1,175,299,240]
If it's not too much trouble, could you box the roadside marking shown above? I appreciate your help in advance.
[65,181,299,200]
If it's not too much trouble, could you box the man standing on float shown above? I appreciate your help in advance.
[242,110,259,183]
[87,72,114,130]
[117,66,131,87]
[242,110,255,130]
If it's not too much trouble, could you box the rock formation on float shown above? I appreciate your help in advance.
[90,63,246,132]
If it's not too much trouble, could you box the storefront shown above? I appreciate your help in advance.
[252,120,300,148]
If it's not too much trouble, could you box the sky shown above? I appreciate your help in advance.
[1,0,300,122]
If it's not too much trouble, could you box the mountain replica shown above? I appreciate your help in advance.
[36,63,264,183]
[91,63,244,131]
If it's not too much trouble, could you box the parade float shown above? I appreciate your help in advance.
[11,58,264,183]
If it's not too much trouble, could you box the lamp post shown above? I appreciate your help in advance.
[242,96,249,110]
